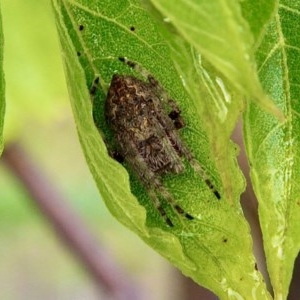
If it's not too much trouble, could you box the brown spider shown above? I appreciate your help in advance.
[93,57,220,226]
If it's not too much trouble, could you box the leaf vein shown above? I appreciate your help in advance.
[279,4,300,16]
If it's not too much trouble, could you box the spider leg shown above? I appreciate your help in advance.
[125,147,193,226]
[118,57,151,79]
[182,150,221,199]
[148,190,174,227]
[116,57,220,200]
[150,179,194,226]
[154,184,194,221]
[189,158,221,199]
[162,128,221,200]
[90,76,100,101]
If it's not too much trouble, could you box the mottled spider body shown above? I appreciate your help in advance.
[105,74,186,178]
[102,58,220,226]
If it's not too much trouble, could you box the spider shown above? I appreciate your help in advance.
[93,57,220,226]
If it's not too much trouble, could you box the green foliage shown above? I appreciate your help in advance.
[244,2,300,299]
[0,6,5,154]
[150,0,282,120]
[1,0,68,140]
[49,0,300,299]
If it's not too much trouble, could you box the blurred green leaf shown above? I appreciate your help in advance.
[150,0,283,120]
[241,0,277,44]
[52,0,270,298]
[0,5,4,154]
[244,1,300,298]
[1,0,68,140]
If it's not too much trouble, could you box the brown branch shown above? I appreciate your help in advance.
[2,142,140,300]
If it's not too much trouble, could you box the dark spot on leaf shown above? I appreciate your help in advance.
[254,263,258,270]
[222,237,228,243]
[130,26,135,31]
[77,51,81,56]
[79,24,84,31]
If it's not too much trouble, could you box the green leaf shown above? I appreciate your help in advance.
[1,0,68,140]
[0,5,5,154]
[52,0,270,298]
[240,0,277,44]
[244,2,300,298]
[149,0,283,120]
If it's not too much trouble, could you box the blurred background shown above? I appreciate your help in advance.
[2,1,299,300]
[0,1,218,299]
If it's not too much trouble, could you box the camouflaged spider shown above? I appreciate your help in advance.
[94,57,220,226]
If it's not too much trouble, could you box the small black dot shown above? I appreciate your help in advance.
[94,77,100,84]
[118,57,125,62]
[130,26,135,31]
[77,51,81,56]
[79,24,84,31]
